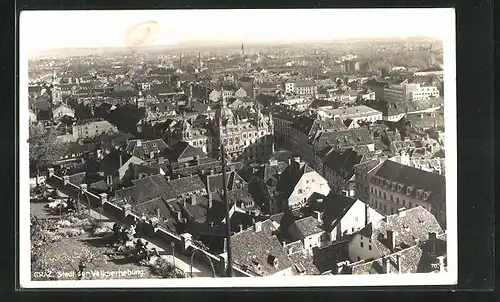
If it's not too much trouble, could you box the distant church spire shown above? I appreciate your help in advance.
[241,43,245,57]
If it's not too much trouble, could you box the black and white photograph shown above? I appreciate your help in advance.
[19,8,457,288]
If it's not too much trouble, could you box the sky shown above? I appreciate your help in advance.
[21,8,455,55]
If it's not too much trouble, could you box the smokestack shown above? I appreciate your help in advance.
[396,254,402,273]
[383,257,391,274]
[364,202,369,226]
[254,221,262,232]
[313,210,322,223]
[387,230,397,251]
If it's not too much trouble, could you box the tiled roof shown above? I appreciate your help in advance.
[314,128,374,152]
[372,160,445,206]
[256,161,289,182]
[292,216,324,238]
[231,224,294,276]
[288,245,321,275]
[357,206,444,258]
[115,174,206,205]
[168,141,207,163]
[353,158,383,173]
[205,171,248,194]
[350,232,447,274]
[125,139,170,160]
[323,148,366,180]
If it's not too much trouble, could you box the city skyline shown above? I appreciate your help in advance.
[22,9,454,56]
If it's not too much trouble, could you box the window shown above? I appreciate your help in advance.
[396,197,400,204]
[357,256,361,261]
[409,202,412,208]
[383,192,387,200]
[390,195,393,202]
[360,242,364,248]
[383,204,387,212]
[403,200,406,206]
[368,245,372,251]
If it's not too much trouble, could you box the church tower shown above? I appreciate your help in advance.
[51,70,62,105]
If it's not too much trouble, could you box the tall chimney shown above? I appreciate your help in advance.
[136,140,142,147]
[190,195,196,205]
[383,257,391,274]
[254,221,262,232]
[208,194,213,209]
[238,224,243,232]
[313,210,322,223]
[364,202,369,226]
[396,254,402,273]
[387,230,397,251]
[119,153,123,168]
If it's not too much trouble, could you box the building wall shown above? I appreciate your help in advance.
[53,106,75,119]
[270,267,293,277]
[118,156,146,179]
[331,201,385,242]
[411,86,440,100]
[368,182,445,228]
[273,117,293,143]
[348,233,381,262]
[288,171,330,209]
[72,120,116,141]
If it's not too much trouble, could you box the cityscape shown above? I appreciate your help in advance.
[24,9,453,284]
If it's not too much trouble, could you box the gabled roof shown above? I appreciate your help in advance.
[276,161,317,200]
[205,171,248,194]
[168,141,207,163]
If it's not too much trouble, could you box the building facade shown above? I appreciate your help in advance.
[164,94,274,164]
[72,118,117,141]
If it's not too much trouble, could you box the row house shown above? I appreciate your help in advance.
[368,159,446,229]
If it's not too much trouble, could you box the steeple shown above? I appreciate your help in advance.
[241,43,245,57]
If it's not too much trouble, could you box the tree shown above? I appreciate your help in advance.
[28,123,69,184]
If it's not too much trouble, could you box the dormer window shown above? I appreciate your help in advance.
[391,182,396,190]
[424,191,430,200]
[407,186,413,195]
[416,189,423,198]
[397,184,404,192]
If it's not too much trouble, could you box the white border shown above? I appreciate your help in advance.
[19,8,457,288]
